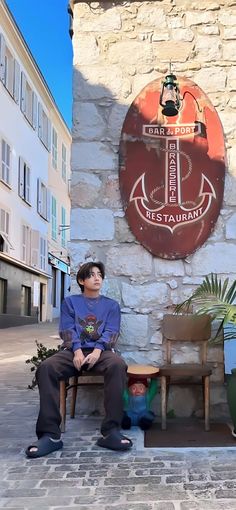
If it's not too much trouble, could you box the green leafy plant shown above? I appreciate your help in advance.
[175,273,236,343]
[25,340,60,389]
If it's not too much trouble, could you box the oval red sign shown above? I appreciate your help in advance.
[119,76,225,259]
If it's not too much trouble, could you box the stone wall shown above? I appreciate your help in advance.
[71,0,236,418]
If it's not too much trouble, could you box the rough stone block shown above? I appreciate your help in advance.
[152,41,193,62]
[122,282,169,308]
[73,66,124,100]
[71,208,114,241]
[70,172,101,207]
[120,314,149,347]
[154,258,185,277]
[185,11,216,25]
[194,67,226,92]
[224,174,236,205]
[106,246,152,276]
[226,213,236,239]
[136,6,167,26]
[73,103,106,139]
[74,10,121,32]
[223,41,236,60]
[107,103,129,140]
[218,11,236,26]
[107,41,152,65]
[191,243,236,274]
[71,142,117,171]
[195,36,222,60]
[115,217,136,243]
[69,241,95,269]
[73,34,100,65]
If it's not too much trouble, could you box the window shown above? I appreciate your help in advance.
[4,46,14,96]
[0,207,12,253]
[52,128,58,169]
[1,139,11,186]
[20,72,37,128]
[37,178,50,221]
[38,102,51,150]
[22,224,31,265]
[21,285,31,316]
[61,143,67,182]
[18,157,31,204]
[61,206,66,248]
[0,278,7,313]
[51,196,57,241]
[0,34,20,103]
[40,236,47,271]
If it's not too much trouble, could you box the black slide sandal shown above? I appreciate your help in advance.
[25,436,63,458]
[97,430,133,451]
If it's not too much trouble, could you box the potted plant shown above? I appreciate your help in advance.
[175,273,236,436]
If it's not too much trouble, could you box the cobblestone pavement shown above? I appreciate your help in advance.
[1,322,236,510]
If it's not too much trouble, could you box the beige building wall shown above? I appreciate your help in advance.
[48,105,71,320]
[70,0,236,417]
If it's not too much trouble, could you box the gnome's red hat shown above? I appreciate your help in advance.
[128,377,148,388]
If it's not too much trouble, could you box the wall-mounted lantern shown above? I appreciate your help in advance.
[159,73,181,117]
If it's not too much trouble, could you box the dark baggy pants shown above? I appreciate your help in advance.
[35,349,127,439]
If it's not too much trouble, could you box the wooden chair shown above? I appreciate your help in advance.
[60,364,159,432]
[159,314,212,431]
[60,372,104,433]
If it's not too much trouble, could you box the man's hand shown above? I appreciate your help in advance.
[81,348,102,370]
[73,349,85,371]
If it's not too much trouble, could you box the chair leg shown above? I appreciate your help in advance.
[204,375,210,431]
[70,376,78,419]
[60,380,67,433]
[161,376,167,430]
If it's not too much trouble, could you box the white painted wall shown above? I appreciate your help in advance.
[0,75,49,259]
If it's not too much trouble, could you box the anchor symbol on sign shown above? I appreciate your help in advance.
[129,138,216,234]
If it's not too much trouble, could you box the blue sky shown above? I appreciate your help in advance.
[6,0,73,128]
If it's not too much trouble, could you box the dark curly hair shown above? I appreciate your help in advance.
[76,261,105,292]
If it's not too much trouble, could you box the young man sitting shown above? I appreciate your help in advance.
[26,261,132,457]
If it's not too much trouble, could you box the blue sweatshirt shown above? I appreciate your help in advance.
[59,294,121,352]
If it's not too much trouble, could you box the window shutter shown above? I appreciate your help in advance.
[0,208,9,236]
[40,236,47,271]
[37,178,42,214]
[5,211,9,235]
[31,229,39,267]
[0,34,6,83]
[26,165,31,204]
[46,188,51,222]
[18,157,24,198]
[22,225,31,265]
[61,207,66,247]
[0,208,5,232]
[20,71,26,113]
[13,60,20,103]
[38,102,43,139]
[32,92,37,130]
[22,224,26,262]
[47,118,51,151]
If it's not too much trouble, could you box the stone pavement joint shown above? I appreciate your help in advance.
[1,322,236,509]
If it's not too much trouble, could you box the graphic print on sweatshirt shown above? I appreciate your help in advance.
[77,314,103,343]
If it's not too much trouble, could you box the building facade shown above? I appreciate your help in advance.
[70,0,236,417]
[0,1,71,328]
